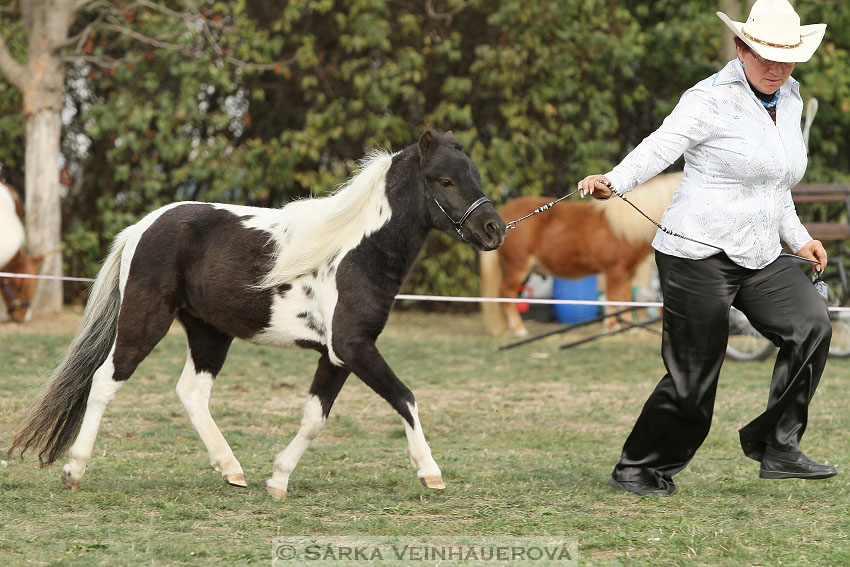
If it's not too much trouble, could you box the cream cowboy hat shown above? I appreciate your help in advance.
[717,0,826,63]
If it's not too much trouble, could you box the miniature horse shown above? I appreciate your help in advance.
[9,130,506,498]
[0,182,44,322]
[481,172,681,336]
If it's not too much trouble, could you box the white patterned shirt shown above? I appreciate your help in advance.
[605,59,812,269]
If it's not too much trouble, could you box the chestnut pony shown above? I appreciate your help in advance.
[0,182,44,322]
[480,172,682,336]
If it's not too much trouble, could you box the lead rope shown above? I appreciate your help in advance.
[598,180,725,252]
[505,189,581,231]
[504,179,824,286]
[594,179,821,269]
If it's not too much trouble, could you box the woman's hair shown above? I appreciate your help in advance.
[734,37,750,53]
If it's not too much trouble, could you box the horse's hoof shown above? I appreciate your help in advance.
[60,471,78,491]
[420,476,446,489]
[266,485,287,500]
[224,473,247,488]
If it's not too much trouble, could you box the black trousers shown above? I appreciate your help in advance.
[612,251,831,489]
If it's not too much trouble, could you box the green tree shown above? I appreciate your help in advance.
[3,0,849,307]
[0,0,280,313]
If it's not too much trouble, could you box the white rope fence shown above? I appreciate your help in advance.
[4,271,850,312]
[395,294,663,308]
[0,272,99,283]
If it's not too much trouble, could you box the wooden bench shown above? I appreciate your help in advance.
[791,184,850,242]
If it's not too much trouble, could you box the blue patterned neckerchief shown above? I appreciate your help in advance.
[745,72,780,109]
[761,88,781,109]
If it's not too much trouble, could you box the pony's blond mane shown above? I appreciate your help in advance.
[258,150,396,289]
[591,172,683,244]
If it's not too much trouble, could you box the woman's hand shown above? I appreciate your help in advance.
[797,239,828,273]
[577,174,614,199]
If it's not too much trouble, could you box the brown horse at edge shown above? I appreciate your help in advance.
[480,172,682,336]
[1,182,44,322]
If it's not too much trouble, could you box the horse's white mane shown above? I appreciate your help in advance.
[258,150,397,288]
[0,183,26,268]
[591,172,683,244]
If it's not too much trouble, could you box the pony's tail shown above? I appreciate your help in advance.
[479,250,507,336]
[8,231,129,467]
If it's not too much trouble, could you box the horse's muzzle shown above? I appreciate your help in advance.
[472,213,507,251]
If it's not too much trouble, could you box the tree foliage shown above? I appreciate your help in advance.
[1,0,849,304]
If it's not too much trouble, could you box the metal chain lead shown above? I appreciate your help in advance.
[505,188,581,230]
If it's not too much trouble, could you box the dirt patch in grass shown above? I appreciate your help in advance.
[0,307,84,336]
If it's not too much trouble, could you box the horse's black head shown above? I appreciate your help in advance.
[418,129,506,250]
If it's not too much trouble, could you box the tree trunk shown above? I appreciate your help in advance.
[719,0,756,63]
[24,109,63,315]
[17,0,75,316]
[719,0,742,62]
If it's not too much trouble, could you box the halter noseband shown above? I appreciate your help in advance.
[1,278,30,315]
[431,195,491,240]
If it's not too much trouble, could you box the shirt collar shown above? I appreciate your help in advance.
[712,58,799,95]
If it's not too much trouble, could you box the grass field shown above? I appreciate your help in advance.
[1,309,849,566]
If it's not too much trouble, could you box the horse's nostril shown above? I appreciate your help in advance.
[485,221,501,236]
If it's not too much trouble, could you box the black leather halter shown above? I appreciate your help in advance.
[1,278,29,315]
[431,196,491,240]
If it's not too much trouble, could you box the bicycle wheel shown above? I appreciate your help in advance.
[828,310,850,357]
[726,308,775,361]
[819,274,850,358]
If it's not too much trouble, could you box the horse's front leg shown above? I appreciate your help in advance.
[336,337,445,490]
[401,401,446,489]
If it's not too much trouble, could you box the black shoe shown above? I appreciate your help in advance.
[609,476,675,497]
[759,446,838,480]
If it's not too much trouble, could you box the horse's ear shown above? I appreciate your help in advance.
[443,130,463,151]
[418,130,435,164]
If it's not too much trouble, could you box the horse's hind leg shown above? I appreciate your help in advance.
[604,266,634,331]
[175,311,245,487]
[62,301,176,490]
[499,258,531,337]
[61,348,124,490]
[267,352,350,499]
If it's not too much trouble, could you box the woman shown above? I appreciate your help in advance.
[578,0,835,496]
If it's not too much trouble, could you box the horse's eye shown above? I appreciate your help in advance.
[440,179,453,188]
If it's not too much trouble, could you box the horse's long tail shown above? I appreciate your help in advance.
[479,250,507,336]
[8,231,129,466]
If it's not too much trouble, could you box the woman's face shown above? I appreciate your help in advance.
[737,44,796,95]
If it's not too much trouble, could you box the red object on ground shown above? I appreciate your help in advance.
[516,285,532,313]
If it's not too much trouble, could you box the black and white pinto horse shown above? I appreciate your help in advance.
[9,130,506,498]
